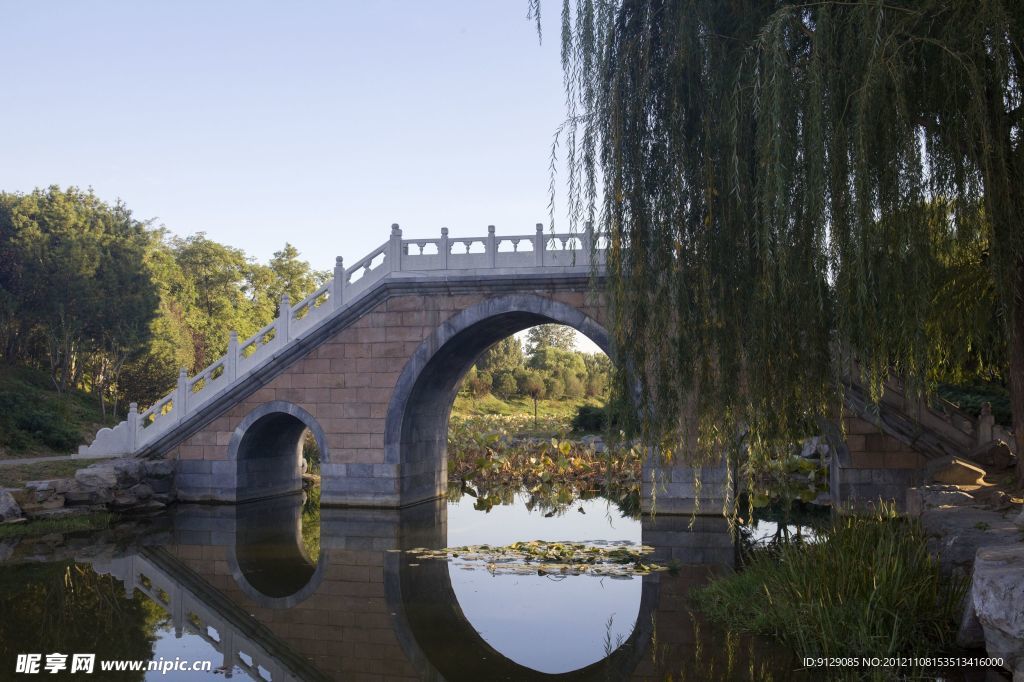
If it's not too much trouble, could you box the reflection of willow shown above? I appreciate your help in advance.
[0,562,161,681]
[448,480,639,518]
[446,430,642,517]
[736,500,830,563]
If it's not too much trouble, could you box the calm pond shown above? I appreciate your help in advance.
[0,488,807,681]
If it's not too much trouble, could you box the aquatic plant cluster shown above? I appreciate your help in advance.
[446,415,642,515]
[407,540,664,577]
[693,510,967,667]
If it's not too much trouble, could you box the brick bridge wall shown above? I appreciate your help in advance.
[172,287,608,507]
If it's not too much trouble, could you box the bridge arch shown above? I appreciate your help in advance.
[225,494,328,610]
[228,400,328,502]
[384,293,612,506]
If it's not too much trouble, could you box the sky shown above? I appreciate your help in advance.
[1,1,573,269]
[2,1,601,351]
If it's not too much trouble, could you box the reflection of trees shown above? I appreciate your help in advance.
[300,487,321,563]
[0,561,159,680]
[447,479,639,519]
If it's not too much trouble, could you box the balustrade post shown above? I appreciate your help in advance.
[175,369,188,422]
[389,223,402,271]
[583,220,594,265]
[978,402,995,445]
[277,293,291,348]
[226,331,238,381]
[127,402,139,452]
[534,223,545,266]
[332,256,345,309]
[441,227,450,269]
[487,225,497,267]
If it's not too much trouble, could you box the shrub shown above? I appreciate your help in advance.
[572,405,606,433]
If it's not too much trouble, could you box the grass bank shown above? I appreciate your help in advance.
[0,458,112,490]
[0,363,115,458]
[452,393,602,425]
[693,511,967,668]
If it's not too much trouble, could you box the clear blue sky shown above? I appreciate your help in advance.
[1,1,573,272]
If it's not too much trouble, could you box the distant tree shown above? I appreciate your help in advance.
[263,243,331,311]
[494,371,518,399]
[477,336,524,375]
[0,187,157,402]
[518,370,547,427]
[464,368,493,398]
[525,324,575,354]
[582,352,612,398]
[562,370,585,400]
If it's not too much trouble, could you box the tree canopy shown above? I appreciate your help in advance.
[548,0,1024,480]
[0,187,328,418]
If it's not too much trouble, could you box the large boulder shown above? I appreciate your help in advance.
[967,545,1024,675]
[0,491,22,523]
[921,505,1022,571]
[142,459,174,478]
[112,458,145,485]
[969,440,1016,470]
[929,458,987,486]
[906,485,975,517]
[74,464,118,489]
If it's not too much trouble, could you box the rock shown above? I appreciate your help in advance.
[969,545,1024,674]
[930,458,987,486]
[129,483,153,501]
[906,485,975,517]
[26,478,76,495]
[24,480,55,493]
[33,488,55,503]
[112,458,145,485]
[921,506,1023,571]
[64,488,114,506]
[74,465,118,489]
[970,440,1016,470]
[25,507,93,521]
[1016,507,1024,530]
[20,495,65,513]
[142,459,174,479]
[0,491,22,523]
[144,477,172,494]
[957,593,986,649]
[110,492,139,509]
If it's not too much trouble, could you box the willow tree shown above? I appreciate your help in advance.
[542,1,1024,483]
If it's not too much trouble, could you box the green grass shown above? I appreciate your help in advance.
[0,511,112,539]
[452,393,603,422]
[0,363,116,457]
[0,458,111,489]
[692,510,967,667]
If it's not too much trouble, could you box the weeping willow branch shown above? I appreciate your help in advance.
[542,0,1024,482]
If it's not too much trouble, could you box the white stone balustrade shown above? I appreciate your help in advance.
[78,224,606,457]
[91,553,303,681]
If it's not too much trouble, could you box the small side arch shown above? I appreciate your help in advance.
[228,400,329,502]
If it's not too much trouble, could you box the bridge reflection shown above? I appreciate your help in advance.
[90,497,790,681]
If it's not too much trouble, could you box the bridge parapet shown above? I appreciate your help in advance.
[78,224,606,458]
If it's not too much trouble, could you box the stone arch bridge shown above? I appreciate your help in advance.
[78,225,995,511]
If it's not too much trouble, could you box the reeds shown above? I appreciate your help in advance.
[693,508,967,664]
